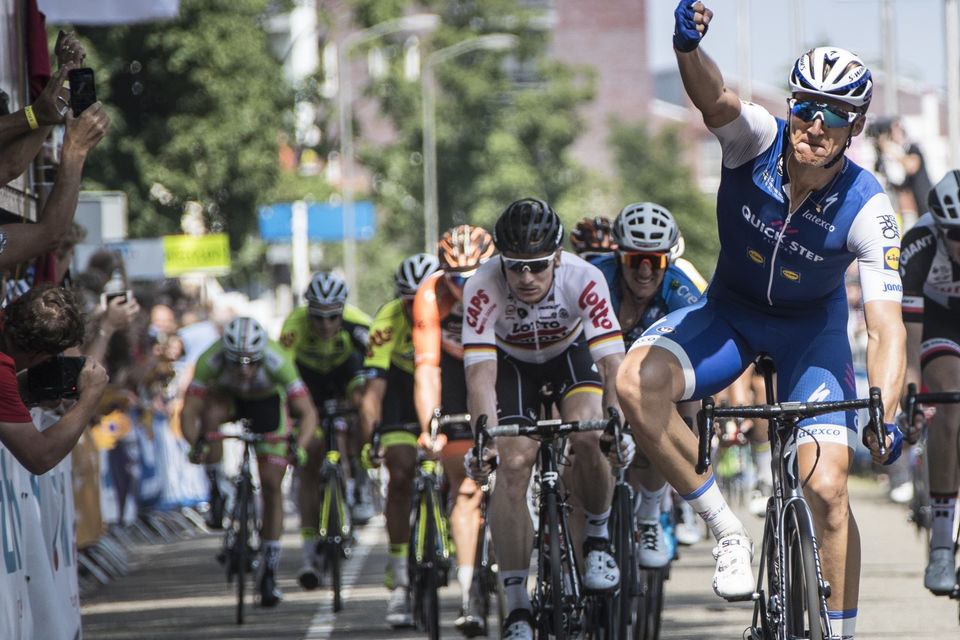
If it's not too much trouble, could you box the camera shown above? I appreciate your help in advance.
[68,68,97,117]
[26,355,85,400]
[100,289,132,308]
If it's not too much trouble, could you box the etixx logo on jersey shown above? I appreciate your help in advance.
[883,246,900,270]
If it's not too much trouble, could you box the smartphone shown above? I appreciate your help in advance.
[101,290,132,308]
[68,68,97,116]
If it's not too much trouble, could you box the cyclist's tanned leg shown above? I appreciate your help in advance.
[489,436,538,570]
[443,453,481,570]
[616,346,705,496]
[798,443,858,611]
[259,459,287,541]
[561,391,614,515]
[924,356,960,495]
[384,444,417,544]
[297,437,326,538]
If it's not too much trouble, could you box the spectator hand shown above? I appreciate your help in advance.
[55,31,86,69]
[32,67,72,126]
[62,102,110,159]
[100,295,140,334]
[77,358,109,400]
[674,1,712,53]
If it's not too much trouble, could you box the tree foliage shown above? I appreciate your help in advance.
[608,118,720,277]
[67,0,292,248]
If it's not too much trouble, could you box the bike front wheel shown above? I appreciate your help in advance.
[234,479,252,625]
[633,567,666,640]
[784,502,826,640]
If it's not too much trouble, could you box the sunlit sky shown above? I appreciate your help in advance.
[647,0,948,92]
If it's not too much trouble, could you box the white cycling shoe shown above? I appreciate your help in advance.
[502,608,534,640]
[583,536,620,592]
[924,547,957,595]
[636,519,672,569]
[712,531,754,601]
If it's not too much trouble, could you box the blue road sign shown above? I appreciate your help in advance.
[257,201,376,242]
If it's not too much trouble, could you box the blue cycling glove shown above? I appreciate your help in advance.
[862,421,904,466]
[674,1,707,53]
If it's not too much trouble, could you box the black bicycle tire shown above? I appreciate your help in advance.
[784,503,825,640]
[633,567,665,640]
[235,478,250,625]
[544,490,565,640]
[610,485,633,640]
[326,478,344,612]
[422,489,441,640]
[472,515,493,633]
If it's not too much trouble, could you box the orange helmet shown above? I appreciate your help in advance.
[570,216,617,256]
[438,225,495,272]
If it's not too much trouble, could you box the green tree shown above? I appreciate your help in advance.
[67,0,293,248]
[608,118,720,277]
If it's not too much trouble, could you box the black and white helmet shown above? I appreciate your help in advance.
[789,47,873,109]
[929,169,960,229]
[395,253,440,298]
[305,272,348,307]
[222,317,267,362]
[613,202,680,254]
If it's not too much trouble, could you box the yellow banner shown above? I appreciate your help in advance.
[163,234,230,276]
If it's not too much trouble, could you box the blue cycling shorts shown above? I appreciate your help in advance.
[629,285,860,449]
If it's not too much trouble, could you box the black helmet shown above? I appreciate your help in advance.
[493,198,564,255]
[929,169,960,229]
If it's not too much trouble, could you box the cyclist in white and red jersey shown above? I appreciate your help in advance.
[615,4,906,639]
[463,198,629,640]
[899,170,960,595]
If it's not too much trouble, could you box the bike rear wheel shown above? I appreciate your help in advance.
[633,567,666,640]
[609,485,634,640]
[784,503,825,640]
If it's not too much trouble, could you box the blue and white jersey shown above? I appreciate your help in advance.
[709,101,902,310]
[590,254,707,346]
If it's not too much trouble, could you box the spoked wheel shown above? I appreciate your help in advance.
[633,567,666,640]
[472,518,504,636]
[542,491,566,640]
[783,504,825,640]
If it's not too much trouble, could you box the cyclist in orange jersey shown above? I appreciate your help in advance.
[413,225,495,636]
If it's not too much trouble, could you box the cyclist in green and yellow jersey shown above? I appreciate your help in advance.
[360,253,440,628]
[279,272,372,590]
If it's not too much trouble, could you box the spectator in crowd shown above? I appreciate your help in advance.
[872,116,933,218]
[0,284,108,474]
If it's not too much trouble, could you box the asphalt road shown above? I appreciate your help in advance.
[80,476,960,640]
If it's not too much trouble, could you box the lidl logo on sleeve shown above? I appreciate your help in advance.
[883,246,900,270]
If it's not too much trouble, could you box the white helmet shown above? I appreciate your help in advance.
[929,169,960,228]
[222,317,267,362]
[613,202,680,253]
[789,47,873,109]
[305,272,347,307]
[395,253,440,298]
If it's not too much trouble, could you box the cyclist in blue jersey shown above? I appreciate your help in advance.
[588,202,707,569]
[616,4,906,639]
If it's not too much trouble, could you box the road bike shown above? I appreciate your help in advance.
[905,383,960,614]
[313,399,357,612]
[199,421,295,625]
[479,412,617,640]
[407,412,459,640]
[696,353,885,640]
[469,422,506,637]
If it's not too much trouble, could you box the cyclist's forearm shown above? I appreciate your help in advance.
[466,361,498,429]
[597,353,624,415]
[359,377,386,442]
[413,364,441,433]
[901,321,923,406]
[864,300,907,418]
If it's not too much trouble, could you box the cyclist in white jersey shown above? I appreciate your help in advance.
[615,5,906,639]
[463,198,630,640]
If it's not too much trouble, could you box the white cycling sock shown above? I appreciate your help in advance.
[681,473,743,541]
[751,441,772,489]
[930,493,958,549]
[827,608,856,639]
[583,508,611,540]
[502,570,531,613]
[635,484,668,522]
[389,545,409,588]
[457,566,474,606]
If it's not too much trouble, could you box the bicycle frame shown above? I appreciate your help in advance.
[696,354,885,640]
[483,416,612,640]
[316,400,356,612]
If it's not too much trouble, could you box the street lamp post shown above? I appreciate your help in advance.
[337,13,439,297]
[422,34,518,253]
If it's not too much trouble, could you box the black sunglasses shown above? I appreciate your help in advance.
[501,256,553,274]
